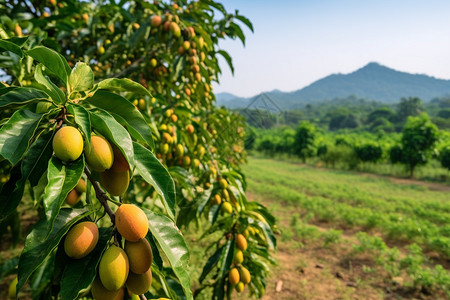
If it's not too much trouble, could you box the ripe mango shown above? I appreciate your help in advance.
[99,245,129,291]
[75,178,87,193]
[65,189,81,206]
[221,202,232,214]
[239,266,251,284]
[116,204,149,242]
[219,178,228,189]
[235,281,244,293]
[233,249,244,264]
[236,234,247,251]
[228,268,240,285]
[91,277,121,300]
[212,194,221,205]
[151,15,162,27]
[52,126,84,162]
[100,169,129,196]
[169,22,181,37]
[110,145,130,172]
[64,221,99,259]
[85,136,114,172]
[126,268,152,295]
[125,238,153,274]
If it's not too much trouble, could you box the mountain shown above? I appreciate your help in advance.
[217,63,450,110]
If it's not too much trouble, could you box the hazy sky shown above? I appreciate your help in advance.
[212,0,450,97]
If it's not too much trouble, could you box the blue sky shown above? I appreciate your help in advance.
[212,0,450,97]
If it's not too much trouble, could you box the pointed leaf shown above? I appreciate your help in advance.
[27,46,71,87]
[17,208,91,293]
[199,245,224,282]
[134,142,175,220]
[213,239,234,300]
[87,90,153,148]
[35,64,65,104]
[217,50,234,75]
[0,39,23,58]
[67,103,91,151]
[95,78,150,96]
[0,109,42,165]
[0,87,49,108]
[69,62,94,92]
[59,227,113,300]
[143,208,192,300]
[89,109,134,169]
[43,157,84,233]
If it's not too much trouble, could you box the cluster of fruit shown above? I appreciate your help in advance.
[229,234,251,293]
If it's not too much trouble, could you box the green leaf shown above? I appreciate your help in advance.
[0,257,19,278]
[0,131,54,221]
[17,208,91,293]
[213,239,234,300]
[89,109,134,169]
[234,14,254,32]
[0,87,49,108]
[59,227,113,300]
[27,46,71,87]
[199,245,224,282]
[87,90,153,148]
[143,208,192,300]
[0,39,24,58]
[69,62,94,92]
[66,103,91,151]
[134,142,175,220]
[217,50,234,75]
[35,64,65,104]
[172,55,185,81]
[95,78,151,97]
[0,109,43,165]
[43,157,84,233]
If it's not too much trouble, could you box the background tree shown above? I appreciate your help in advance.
[397,97,423,122]
[294,121,316,162]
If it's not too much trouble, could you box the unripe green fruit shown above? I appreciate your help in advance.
[235,281,244,293]
[53,126,84,162]
[85,136,114,172]
[100,169,129,196]
[236,234,247,251]
[125,238,153,274]
[91,277,121,300]
[233,249,244,264]
[219,178,228,189]
[36,101,52,114]
[116,204,149,242]
[8,276,17,299]
[64,222,99,259]
[239,267,251,284]
[228,268,240,285]
[126,269,152,295]
[99,245,129,291]
[221,202,233,214]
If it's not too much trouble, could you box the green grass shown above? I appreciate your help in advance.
[243,157,450,297]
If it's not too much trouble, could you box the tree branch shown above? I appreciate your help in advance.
[139,295,147,300]
[84,166,116,224]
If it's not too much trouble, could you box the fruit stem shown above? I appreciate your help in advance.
[55,107,67,130]
[84,166,116,224]
[139,295,147,300]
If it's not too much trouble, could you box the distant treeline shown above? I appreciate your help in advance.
[235,95,450,132]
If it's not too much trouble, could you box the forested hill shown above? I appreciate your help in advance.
[217,62,450,109]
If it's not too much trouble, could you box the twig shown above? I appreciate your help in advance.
[55,107,67,130]
[139,295,147,300]
[84,166,116,224]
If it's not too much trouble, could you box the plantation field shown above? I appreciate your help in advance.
[242,157,450,299]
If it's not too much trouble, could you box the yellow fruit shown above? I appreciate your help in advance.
[150,58,157,68]
[221,202,232,214]
[124,238,153,274]
[212,194,221,205]
[186,124,194,134]
[53,126,84,162]
[75,178,87,193]
[228,268,240,285]
[160,143,169,154]
[85,136,114,172]
[65,189,81,206]
[110,145,130,172]
[233,249,244,264]
[192,158,200,168]
[239,267,251,284]
[99,245,129,291]
[132,22,140,29]
[183,41,190,50]
[243,229,250,239]
[64,222,99,259]
[236,234,247,251]
[222,189,229,200]
[98,46,105,55]
[219,178,228,189]
[138,99,146,110]
[8,276,17,299]
[116,204,149,242]
[151,15,162,27]
[91,276,121,300]
[100,169,129,196]
[182,156,191,167]
[126,269,152,295]
[82,13,89,22]
[171,114,178,123]
[169,22,181,37]
[176,144,184,157]
[235,281,244,293]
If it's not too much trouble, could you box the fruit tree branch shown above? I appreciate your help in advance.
[139,295,147,300]
[84,166,116,224]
